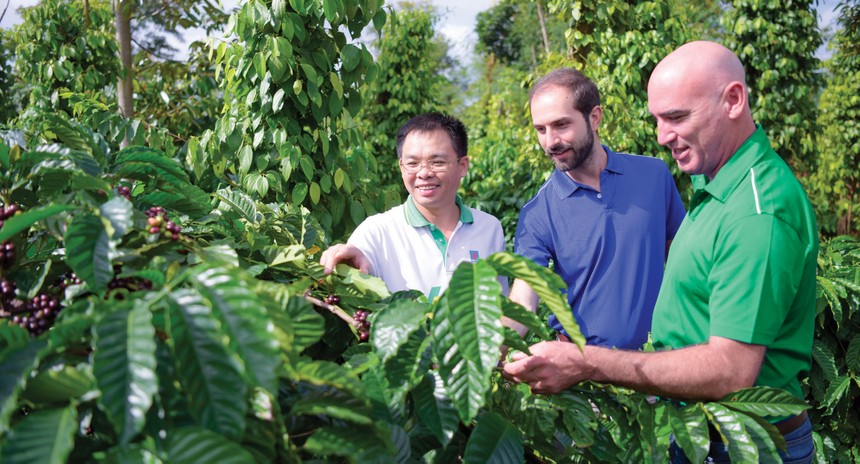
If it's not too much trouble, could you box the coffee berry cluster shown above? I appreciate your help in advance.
[0,278,63,337]
[146,206,183,241]
[0,203,20,269]
[354,309,371,342]
[116,185,132,200]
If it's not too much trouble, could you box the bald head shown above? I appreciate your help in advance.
[651,41,747,100]
[647,41,757,179]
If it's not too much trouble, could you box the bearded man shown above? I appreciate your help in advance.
[509,68,686,349]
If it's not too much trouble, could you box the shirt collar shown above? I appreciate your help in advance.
[692,125,770,203]
[551,145,623,198]
[404,194,473,228]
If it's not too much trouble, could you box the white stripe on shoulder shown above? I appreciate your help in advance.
[520,178,554,210]
[750,168,761,214]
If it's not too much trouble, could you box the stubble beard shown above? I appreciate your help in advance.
[546,127,595,172]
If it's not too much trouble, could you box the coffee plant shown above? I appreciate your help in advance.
[0,127,811,462]
[809,236,860,463]
[1,1,851,462]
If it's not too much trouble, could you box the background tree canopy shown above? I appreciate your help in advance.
[0,0,858,462]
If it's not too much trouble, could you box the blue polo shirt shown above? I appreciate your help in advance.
[515,147,686,349]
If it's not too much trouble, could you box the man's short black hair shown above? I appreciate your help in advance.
[395,112,468,159]
[530,68,601,117]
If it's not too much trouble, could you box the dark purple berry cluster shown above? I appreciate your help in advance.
[0,242,14,269]
[116,185,132,200]
[0,203,19,229]
[0,278,63,336]
[325,294,341,305]
[0,204,20,269]
[354,309,371,342]
[146,206,183,241]
[57,272,83,291]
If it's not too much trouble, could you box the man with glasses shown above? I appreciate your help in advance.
[508,68,686,350]
[320,112,507,299]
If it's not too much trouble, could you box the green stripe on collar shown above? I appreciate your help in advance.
[404,195,473,227]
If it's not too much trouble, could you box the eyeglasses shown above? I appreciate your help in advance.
[399,158,460,174]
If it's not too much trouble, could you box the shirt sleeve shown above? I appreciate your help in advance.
[346,216,381,277]
[488,215,510,295]
[707,214,807,344]
[514,203,552,267]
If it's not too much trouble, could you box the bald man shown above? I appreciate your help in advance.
[503,41,817,463]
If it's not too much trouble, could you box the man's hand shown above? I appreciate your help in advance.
[502,341,593,395]
[319,244,371,275]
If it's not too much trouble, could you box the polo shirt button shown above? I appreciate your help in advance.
[597,193,603,199]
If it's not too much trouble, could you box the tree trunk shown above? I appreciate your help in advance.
[536,1,550,54]
[83,0,90,27]
[114,0,134,148]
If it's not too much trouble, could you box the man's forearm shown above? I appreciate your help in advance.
[506,279,540,336]
[583,337,765,401]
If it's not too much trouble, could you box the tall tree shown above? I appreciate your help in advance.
[0,30,19,124]
[193,0,389,239]
[808,0,860,236]
[7,0,120,117]
[114,0,134,147]
[475,0,565,70]
[720,0,822,171]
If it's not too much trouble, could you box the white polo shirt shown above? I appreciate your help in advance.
[348,196,508,299]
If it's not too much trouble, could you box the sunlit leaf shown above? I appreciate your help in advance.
[100,196,134,239]
[719,387,809,417]
[413,372,459,447]
[431,260,503,422]
[0,204,74,242]
[168,289,248,439]
[22,364,94,404]
[214,188,258,223]
[487,252,584,348]
[193,267,280,393]
[704,403,758,463]
[666,403,709,464]
[93,301,158,444]
[371,299,427,363]
[64,214,112,294]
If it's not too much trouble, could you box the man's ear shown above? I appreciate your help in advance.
[589,106,603,130]
[459,156,469,178]
[723,81,747,120]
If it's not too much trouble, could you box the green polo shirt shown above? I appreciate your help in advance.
[651,126,818,400]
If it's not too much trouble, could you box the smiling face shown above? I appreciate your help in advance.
[647,77,730,179]
[399,129,468,216]
[530,85,600,173]
[647,41,753,180]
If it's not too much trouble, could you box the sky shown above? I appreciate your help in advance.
[0,0,844,64]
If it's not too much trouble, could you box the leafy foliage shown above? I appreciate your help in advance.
[474,0,566,71]
[1,0,857,462]
[193,0,390,239]
[720,0,822,172]
[807,0,860,237]
[6,0,119,117]
[547,0,694,199]
[809,236,860,463]
[357,4,450,195]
